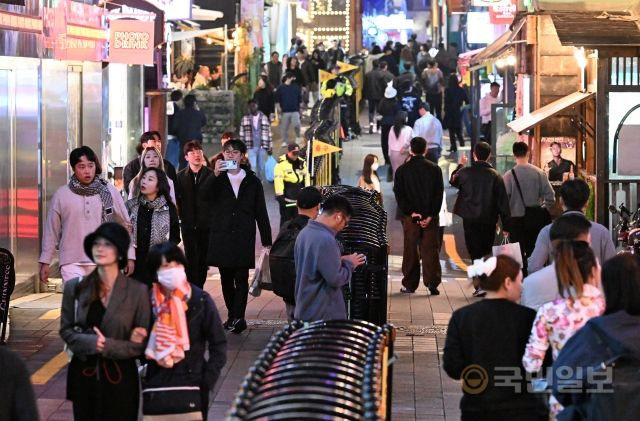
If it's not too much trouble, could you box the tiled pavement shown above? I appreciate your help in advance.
[6,116,479,420]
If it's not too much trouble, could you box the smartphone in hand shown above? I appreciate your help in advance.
[222,160,238,170]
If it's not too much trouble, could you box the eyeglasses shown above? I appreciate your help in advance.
[223,149,242,155]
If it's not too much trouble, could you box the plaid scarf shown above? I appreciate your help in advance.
[145,280,191,368]
[126,196,170,248]
[68,175,115,223]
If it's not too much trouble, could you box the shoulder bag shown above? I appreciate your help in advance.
[511,168,551,230]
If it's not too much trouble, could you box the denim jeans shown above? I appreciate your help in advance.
[280,111,301,144]
[248,145,268,180]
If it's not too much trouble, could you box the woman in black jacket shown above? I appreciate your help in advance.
[253,75,275,119]
[378,84,401,179]
[285,56,305,89]
[143,242,227,421]
[443,256,548,421]
[443,74,469,153]
[126,167,181,284]
[207,139,272,334]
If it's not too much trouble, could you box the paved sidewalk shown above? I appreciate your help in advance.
[6,122,475,421]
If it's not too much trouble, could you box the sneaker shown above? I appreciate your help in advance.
[223,318,234,330]
[230,318,247,334]
[400,286,415,294]
[472,288,487,298]
[428,287,440,296]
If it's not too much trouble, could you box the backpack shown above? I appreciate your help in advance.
[269,218,307,303]
[423,69,441,94]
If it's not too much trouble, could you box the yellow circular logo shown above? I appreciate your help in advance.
[461,365,488,394]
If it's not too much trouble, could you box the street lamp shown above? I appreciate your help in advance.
[574,47,587,92]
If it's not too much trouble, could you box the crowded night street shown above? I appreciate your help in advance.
[1,0,640,420]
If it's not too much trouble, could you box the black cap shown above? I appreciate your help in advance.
[83,223,131,269]
[296,187,322,210]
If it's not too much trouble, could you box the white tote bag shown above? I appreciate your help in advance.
[492,236,523,267]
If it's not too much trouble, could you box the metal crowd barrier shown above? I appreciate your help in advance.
[226,320,396,420]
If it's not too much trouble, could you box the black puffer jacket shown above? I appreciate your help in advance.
[450,161,511,226]
[143,286,227,390]
[206,168,272,268]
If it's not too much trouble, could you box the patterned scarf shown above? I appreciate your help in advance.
[127,196,171,247]
[145,280,191,368]
[68,175,115,223]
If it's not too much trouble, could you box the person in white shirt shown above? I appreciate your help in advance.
[478,82,501,146]
[412,102,443,163]
[388,111,414,175]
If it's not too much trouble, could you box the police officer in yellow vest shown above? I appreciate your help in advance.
[274,143,310,226]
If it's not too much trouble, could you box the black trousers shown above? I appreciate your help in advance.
[462,219,496,261]
[508,216,540,274]
[368,99,379,124]
[449,127,464,151]
[481,122,492,146]
[401,216,441,291]
[380,124,392,164]
[426,93,442,121]
[278,200,298,227]
[182,227,210,289]
[426,147,441,164]
[218,267,250,320]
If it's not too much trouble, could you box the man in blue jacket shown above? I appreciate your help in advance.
[293,195,365,321]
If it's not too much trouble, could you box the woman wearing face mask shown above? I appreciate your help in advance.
[443,256,549,421]
[253,75,275,120]
[60,223,150,420]
[142,242,227,421]
[129,147,176,203]
[357,154,383,205]
[126,167,181,284]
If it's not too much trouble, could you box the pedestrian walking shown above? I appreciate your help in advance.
[298,50,315,107]
[357,154,383,204]
[363,60,385,134]
[309,50,325,106]
[60,223,150,421]
[40,147,135,285]
[0,347,39,421]
[285,56,304,90]
[128,147,176,203]
[443,74,469,153]
[207,139,272,334]
[380,46,399,76]
[412,102,443,163]
[125,167,180,284]
[502,142,555,271]
[275,73,302,147]
[443,256,548,421]
[388,111,413,175]
[253,75,275,120]
[172,94,207,169]
[479,82,501,146]
[523,240,605,419]
[378,81,400,174]
[421,61,444,121]
[398,81,421,126]
[274,143,309,226]
[393,137,444,295]
[270,187,322,320]
[123,132,177,194]
[176,141,214,289]
[528,179,615,273]
[239,99,272,180]
[143,242,227,420]
[294,195,366,322]
[450,142,511,296]
[264,52,283,92]
[166,90,183,169]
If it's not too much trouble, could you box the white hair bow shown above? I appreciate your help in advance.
[467,257,497,278]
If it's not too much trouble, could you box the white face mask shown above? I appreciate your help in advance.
[371,163,379,171]
[157,266,187,291]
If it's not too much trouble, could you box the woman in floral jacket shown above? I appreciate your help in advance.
[522,240,606,418]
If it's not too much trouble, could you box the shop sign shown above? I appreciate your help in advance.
[0,10,43,33]
[489,0,516,24]
[241,0,263,48]
[108,19,155,65]
[471,0,512,6]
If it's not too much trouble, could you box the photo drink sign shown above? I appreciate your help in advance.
[108,19,155,65]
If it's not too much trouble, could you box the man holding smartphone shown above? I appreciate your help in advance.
[208,139,272,334]
[393,137,444,295]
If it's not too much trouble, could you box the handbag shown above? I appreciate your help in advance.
[493,235,523,266]
[249,248,271,297]
[511,169,552,229]
[264,155,277,183]
[142,386,202,420]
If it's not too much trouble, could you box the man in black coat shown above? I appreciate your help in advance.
[207,139,272,334]
[394,137,444,295]
[363,60,385,134]
[450,142,511,295]
[172,94,207,169]
[123,131,177,194]
[176,141,213,288]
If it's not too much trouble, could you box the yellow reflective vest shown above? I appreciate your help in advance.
[274,154,310,198]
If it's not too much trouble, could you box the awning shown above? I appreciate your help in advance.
[469,18,525,69]
[507,91,595,133]
[171,27,225,43]
[551,11,640,47]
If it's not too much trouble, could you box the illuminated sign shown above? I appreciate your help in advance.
[67,24,107,40]
[108,19,155,65]
[489,0,516,24]
[471,0,512,5]
[0,10,43,33]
